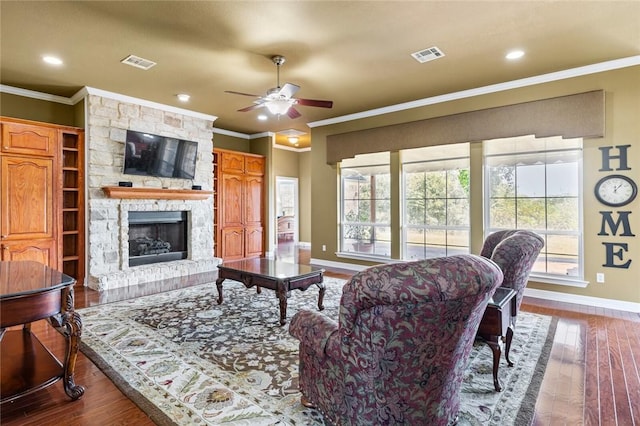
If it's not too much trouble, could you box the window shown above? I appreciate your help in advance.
[340,152,390,257]
[484,135,583,279]
[402,144,470,259]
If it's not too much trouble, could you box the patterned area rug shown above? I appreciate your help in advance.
[78,278,556,425]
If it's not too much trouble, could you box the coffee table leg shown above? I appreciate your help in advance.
[317,284,326,311]
[487,337,502,392]
[276,283,288,326]
[216,278,224,305]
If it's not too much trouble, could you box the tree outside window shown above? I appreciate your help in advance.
[341,153,390,256]
[484,135,583,278]
[402,144,470,260]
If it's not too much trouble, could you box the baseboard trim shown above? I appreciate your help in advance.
[310,257,369,272]
[524,288,640,313]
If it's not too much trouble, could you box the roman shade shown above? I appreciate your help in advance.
[326,90,604,164]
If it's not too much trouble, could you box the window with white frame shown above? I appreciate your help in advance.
[402,143,470,260]
[340,152,391,257]
[484,135,583,279]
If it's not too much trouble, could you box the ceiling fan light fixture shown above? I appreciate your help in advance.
[265,98,293,115]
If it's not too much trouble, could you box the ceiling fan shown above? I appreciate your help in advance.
[225,55,333,119]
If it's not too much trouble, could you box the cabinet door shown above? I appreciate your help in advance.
[245,156,265,176]
[221,228,244,260]
[245,226,263,258]
[1,156,55,241]
[244,175,263,226]
[221,174,243,227]
[1,123,57,156]
[220,151,245,174]
[1,240,56,266]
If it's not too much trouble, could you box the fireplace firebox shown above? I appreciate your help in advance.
[128,211,188,266]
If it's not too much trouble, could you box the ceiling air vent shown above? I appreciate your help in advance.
[411,46,445,64]
[120,54,157,70]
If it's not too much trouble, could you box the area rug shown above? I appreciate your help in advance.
[78,278,556,425]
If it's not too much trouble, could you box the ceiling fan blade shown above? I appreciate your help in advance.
[238,104,264,112]
[287,107,302,119]
[278,83,300,99]
[225,90,260,97]
[295,98,333,108]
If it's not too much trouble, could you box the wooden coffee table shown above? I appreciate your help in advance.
[477,287,517,392]
[216,258,325,325]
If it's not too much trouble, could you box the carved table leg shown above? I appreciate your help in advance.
[486,336,503,392]
[61,309,85,400]
[216,278,225,304]
[317,284,326,311]
[59,287,85,400]
[276,281,288,326]
[504,326,514,367]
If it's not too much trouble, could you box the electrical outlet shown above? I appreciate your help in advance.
[322,244,327,252]
[596,273,605,283]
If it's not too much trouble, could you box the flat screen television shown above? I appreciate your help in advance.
[123,130,198,179]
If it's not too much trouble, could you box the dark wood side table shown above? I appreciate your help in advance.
[216,258,325,325]
[0,261,85,403]
[477,287,517,392]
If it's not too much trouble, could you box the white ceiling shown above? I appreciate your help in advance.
[2,1,639,145]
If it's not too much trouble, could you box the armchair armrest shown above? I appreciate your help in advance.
[290,309,339,358]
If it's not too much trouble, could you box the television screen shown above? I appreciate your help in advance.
[123,130,198,179]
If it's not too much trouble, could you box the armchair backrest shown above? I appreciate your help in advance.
[480,230,544,314]
[331,254,503,424]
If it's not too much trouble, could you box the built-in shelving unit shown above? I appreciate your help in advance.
[61,130,84,283]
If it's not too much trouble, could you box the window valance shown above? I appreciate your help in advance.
[326,90,604,164]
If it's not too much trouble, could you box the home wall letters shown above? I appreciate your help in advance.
[597,145,635,269]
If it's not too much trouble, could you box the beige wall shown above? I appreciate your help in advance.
[310,66,640,305]
[213,132,250,152]
[1,92,79,126]
[298,151,312,243]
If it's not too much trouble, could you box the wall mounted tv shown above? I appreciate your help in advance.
[123,130,198,179]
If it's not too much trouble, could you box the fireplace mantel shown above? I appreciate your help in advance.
[102,186,213,200]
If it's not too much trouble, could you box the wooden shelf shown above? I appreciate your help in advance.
[102,186,213,200]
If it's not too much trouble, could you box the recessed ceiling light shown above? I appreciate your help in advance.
[42,55,63,65]
[506,50,525,60]
[177,94,190,102]
[257,115,268,121]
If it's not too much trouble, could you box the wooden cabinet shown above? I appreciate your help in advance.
[0,117,84,285]
[214,149,264,261]
[0,155,57,266]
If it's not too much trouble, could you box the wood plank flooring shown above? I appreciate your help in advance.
[2,243,638,425]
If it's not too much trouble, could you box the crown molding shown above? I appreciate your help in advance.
[308,55,640,128]
[79,87,218,122]
[213,127,250,139]
[0,84,74,105]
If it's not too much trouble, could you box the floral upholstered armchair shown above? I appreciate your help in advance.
[289,254,503,426]
[480,230,544,321]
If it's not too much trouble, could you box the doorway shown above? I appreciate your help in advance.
[275,177,298,249]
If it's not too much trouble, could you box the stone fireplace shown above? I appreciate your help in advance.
[85,91,220,291]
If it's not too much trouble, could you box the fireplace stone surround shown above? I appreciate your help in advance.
[85,93,220,291]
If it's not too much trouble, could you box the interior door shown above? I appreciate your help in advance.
[275,177,298,245]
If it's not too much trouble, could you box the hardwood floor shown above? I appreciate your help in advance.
[2,243,638,425]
